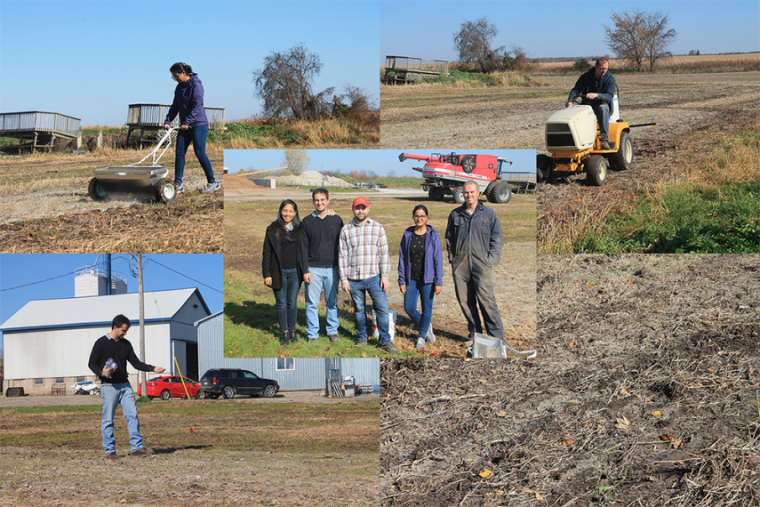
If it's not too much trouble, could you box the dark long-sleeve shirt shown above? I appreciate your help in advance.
[299,212,344,272]
[88,335,155,385]
[165,74,208,127]
[568,67,617,115]
[445,202,503,268]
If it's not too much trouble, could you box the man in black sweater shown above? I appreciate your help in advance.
[88,314,166,459]
[300,188,344,342]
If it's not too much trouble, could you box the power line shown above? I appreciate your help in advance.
[0,271,79,292]
[146,258,223,294]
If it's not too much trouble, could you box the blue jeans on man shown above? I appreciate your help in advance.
[174,124,216,186]
[349,275,391,346]
[304,266,339,339]
[403,279,434,340]
[589,102,610,141]
[100,383,144,455]
[274,268,300,333]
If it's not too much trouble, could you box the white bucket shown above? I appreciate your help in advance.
[371,310,397,342]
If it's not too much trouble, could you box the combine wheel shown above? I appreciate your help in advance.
[609,132,633,171]
[88,177,107,201]
[484,181,500,203]
[586,155,608,186]
[452,186,465,204]
[489,181,512,204]
[428,187,445,201]
[461,156,476,174]
[154,178,176,203]
[536,154,554,182]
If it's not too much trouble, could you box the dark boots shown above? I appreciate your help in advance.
[289,330,298,344]
[280,331,289,345]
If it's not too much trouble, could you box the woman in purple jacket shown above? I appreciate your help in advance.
[398,205,444,349]
[163,62,219,194]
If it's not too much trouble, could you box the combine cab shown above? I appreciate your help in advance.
[399,152,513,204]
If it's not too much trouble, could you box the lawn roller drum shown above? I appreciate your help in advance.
[88,127,178,203]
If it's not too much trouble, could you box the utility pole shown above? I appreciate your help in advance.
[138,254,146,399]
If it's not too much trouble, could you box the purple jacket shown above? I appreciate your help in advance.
[165,74,208,127]
[397,225,444,287]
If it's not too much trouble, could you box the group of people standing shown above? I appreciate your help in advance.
[261,181,505,354]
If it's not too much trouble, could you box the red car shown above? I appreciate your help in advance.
[137,376,201,400]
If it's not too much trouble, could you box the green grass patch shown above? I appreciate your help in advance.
[0,405,102,416]
[575,182,760,253]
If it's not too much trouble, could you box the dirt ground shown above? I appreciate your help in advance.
[0,150,224,253]
[381,254,760,506]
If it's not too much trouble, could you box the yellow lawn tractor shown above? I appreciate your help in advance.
[537,89,655,186]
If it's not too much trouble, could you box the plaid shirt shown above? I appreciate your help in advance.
[339,218,390,283]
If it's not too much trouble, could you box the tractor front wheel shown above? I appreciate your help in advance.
[610,132,633,171]
[586,155,608,186]
[88,177,107,201]
[452,186,465,204]
[536,154,554,182]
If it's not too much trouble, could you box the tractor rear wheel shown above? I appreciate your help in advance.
[484,181,500,203]
[88,177,107,201]
[489,181,512,204]
[609,132,633,171]
[452,186,465,204]
[536,154,554,182]
[154,178,176,203]
[461,156,476,174]
[428,187,445,201]
[586,155,608,186]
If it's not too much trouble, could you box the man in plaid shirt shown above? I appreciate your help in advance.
[339,197,400,354]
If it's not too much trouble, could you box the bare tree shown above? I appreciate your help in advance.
[604,9,677,72]
[453,17,506,73]
[642,11,677,71]
[281,147,311,176]
[252,43,335,120]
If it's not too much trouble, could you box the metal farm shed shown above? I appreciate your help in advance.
[0,288,211,395]
[195,312,380,392]
[0,111,80,152]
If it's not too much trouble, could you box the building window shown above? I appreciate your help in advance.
[276,358,295,371]
[34,379,44,385]
[55,378,64,384]
[76,376,85,383]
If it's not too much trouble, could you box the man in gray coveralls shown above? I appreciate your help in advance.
[445,180,504,340]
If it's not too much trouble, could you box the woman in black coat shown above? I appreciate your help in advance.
[262,200,304,345]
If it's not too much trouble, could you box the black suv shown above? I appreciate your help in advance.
[199,369,280,399]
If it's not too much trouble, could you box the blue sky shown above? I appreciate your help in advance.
[381,1,760,62]
[225,149,536,178]
[0,1,380,126]
[0,254,224,352]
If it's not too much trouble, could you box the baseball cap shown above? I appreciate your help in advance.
[352,197,369,208]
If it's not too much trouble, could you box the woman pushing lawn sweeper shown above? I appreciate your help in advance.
[163,62,219,194]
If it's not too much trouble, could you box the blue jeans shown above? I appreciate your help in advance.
[100,383,144,455]
[349,275,391,346]
[304,266,339,339]
[403,279,435,340]
[591,103,610,141]
[174,124,216,186]
[273,268,300,332]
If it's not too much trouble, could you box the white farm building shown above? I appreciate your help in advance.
[0,288,210,395]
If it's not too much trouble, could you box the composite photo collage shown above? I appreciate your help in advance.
[0,1,758,506]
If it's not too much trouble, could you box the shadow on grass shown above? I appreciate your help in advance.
[153,445,213,455]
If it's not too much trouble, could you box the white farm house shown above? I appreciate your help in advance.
[0,288,210,394]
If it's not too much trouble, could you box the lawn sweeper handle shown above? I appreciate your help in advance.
[130,127,179,167]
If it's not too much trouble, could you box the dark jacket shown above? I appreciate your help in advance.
[262,223,304,290]
[568,67,617,116]
[397,225,444,287]
[165,73,208,127]
[88,335,155,385]
[445,202,503,268]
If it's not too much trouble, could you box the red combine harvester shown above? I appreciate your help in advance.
[399,152,514,204]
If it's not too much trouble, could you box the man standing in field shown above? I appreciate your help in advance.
[567,57,616,150]
[88,314,166,459]
[445,181,504,341]
[339,197,400,354]
[300,188,344,342]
